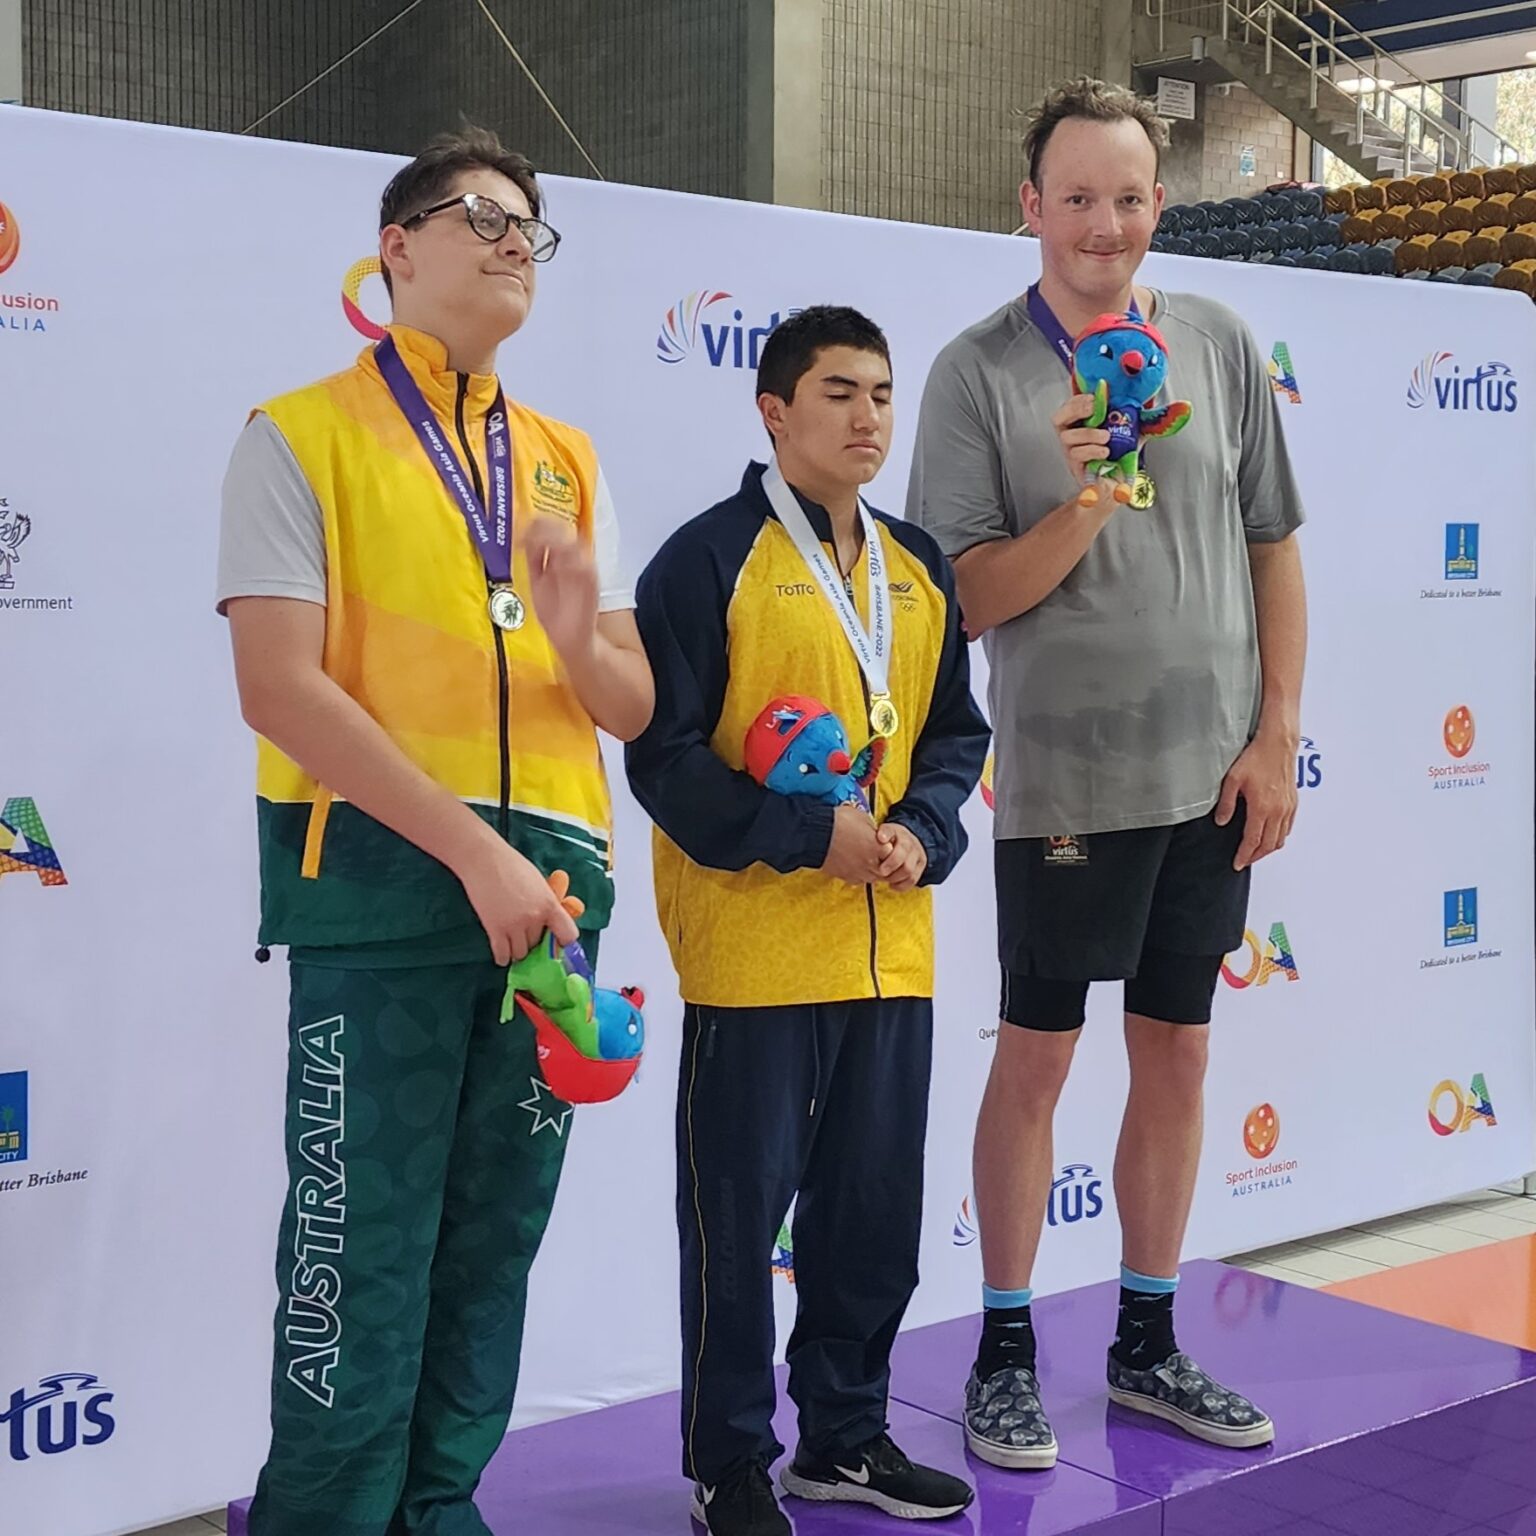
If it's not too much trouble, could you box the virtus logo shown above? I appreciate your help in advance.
[952,1195,978,1247]
[1296,735,1323,790]
[1428,1074,1496,1135]
[656,290,797,367]
[1046,1163,1104,1228]
[1407,352,1518,413]
[2,1374,116,1461]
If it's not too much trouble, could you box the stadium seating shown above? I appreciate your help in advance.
[1147,167,1536,296]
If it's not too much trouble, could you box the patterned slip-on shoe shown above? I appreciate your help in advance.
[1106,1349,1275,1448]
[963,1365,1059,1469]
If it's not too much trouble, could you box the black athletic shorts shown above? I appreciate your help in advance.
[996,807,1251,984]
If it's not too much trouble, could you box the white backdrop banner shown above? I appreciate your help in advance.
[1,106,1533,1536]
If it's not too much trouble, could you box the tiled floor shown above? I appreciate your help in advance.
[130,1186,1536,1536]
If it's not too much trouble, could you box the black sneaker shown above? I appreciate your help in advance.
[780,1432,975,1520]
[1106,1348,1275,1448]
[690,1461,790,1536]
[964,1364,1058,1469]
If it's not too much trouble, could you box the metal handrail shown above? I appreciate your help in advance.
[1144,0,1522,170]
[1245,0,1521,165]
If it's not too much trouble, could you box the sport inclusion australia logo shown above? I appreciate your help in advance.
[1428,1074,1496,1136]
[1430,704,1490,791]
[341,256,389,340]
[1268,342,1301,403]
[1407,351,1518,413]
[0,798,68,887]
[2,1373,116,1461]
[0,198,62,334]
[1221,922,1299,989]
[952,1166,1105,1247]
[0,1071,27,1164]
[656,290,799,368]
[1228,1101,1298,1198]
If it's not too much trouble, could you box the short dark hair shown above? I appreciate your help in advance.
[377,126,541,294]
[1023,77,1169,189]
[756,305,892,405]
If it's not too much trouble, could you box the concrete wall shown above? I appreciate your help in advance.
[821,0,1101,232]
[19,0,1108,227]
[1200,81,1297,199]
[22,0,379,145]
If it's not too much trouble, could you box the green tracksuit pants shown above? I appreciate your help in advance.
[248,947,582,1536]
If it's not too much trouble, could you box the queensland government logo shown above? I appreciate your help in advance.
[0,799,68,886]
[0,199,62,334]
[0,501,75,614]
[1428,1074,1496,1136]
[2,1373,116,1461]
[1407,352,1518,413]
[1222,922,1299,989]
[0,1071,27,1164]
[0,497,30,590]
[1429,704,1490,791]
[1268,342,1301,403]
[656,289,797,368]
[1228,1102,1297,1198]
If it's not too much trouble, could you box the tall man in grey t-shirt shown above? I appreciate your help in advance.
[909,79,1306,1465]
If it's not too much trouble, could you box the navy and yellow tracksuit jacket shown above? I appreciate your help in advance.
[625,461,990,1008]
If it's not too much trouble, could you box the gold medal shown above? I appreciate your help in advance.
[869,695,900,739]
[1129,471,1157,509]
[488,584,527,631]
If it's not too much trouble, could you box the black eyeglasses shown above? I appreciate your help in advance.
[402,193,561,262]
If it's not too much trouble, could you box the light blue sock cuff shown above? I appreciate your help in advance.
[1120,1265,1179,1295]
[983,1283,1034,1310]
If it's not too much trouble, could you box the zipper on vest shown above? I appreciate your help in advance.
[457,374,513,841]
[843,570,882,1000]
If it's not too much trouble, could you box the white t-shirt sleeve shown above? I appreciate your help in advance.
[215,413,327,615]
[593,463,636,612]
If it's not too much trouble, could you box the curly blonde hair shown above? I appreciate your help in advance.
[1023,78,1170,188]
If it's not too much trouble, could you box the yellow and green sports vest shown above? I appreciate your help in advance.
[253,324,613,947]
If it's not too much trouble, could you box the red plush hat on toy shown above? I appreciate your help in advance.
[743,695,839,785]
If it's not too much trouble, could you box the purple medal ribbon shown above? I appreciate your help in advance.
[1025,283,1144,376]
[375,334,513,584]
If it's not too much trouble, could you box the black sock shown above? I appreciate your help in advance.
[975,1304,1037,1379]
[1110,1286,1178,1370]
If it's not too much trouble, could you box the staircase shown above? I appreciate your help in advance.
[1142,0,1523,181]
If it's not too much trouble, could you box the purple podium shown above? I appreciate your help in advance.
[232,1261,1536,1535]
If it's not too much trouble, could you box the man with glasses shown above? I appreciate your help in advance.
[217,128,653,1536]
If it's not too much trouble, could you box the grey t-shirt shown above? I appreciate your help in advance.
[216,414,636,615]
[908,289,1304,840]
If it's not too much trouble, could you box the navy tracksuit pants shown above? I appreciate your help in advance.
[675,997,933,1484]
